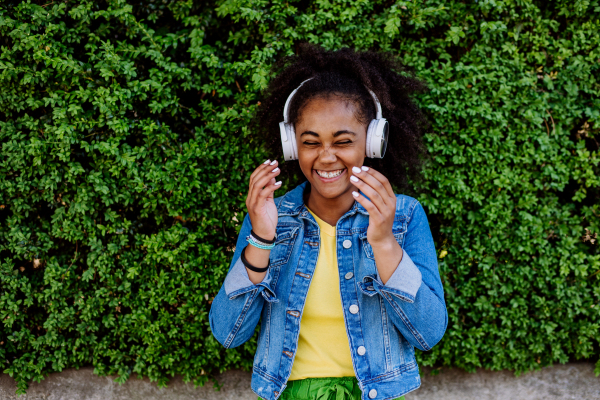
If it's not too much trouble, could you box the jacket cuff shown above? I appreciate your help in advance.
[376,250,422,300]
[224,256,277,302]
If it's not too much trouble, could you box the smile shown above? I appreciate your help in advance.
[315,168,346,179]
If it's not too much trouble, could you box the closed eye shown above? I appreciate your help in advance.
[303,140,353,145]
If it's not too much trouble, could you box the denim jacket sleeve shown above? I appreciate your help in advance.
[209,214,277,348]
[369,200,448,351]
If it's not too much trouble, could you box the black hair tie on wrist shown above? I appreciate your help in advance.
[241,246,270,273]
[250,229,276,244]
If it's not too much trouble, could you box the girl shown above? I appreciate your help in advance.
[209,45,447,400]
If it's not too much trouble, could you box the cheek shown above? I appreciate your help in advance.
[297,151,316,173]
[338,146,365,163]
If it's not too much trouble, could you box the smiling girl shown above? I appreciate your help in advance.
[209,45,447,400]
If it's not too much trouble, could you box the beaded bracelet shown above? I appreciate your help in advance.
[247,235,276,250]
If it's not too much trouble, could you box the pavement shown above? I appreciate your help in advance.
[1,362,599,400]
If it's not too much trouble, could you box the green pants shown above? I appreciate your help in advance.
[262,377,406,400]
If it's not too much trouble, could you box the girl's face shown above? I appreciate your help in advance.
[294,95,367,202]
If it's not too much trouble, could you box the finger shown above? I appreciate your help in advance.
[249,159,277,188]
[259,177,277,195]
[249,159,271,186]
[351,166,394,206]
[249,160,278,193]
[249,165,281,204]
[253,166,280,192]
[257,179,283,201]
[358,166,395,199]
[351,190,380,216]
[350,174,387,214]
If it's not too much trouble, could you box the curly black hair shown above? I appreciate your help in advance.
[256,44,430,193]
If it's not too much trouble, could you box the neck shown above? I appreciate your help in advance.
[304,184,356,227]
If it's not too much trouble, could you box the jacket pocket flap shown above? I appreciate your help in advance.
[275,225,300,244]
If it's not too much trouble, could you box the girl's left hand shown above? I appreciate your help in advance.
[350,165,397,246]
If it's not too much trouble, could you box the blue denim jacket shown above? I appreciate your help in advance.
[209,181,447,400]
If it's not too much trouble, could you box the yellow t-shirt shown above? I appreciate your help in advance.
[289,208,355,380]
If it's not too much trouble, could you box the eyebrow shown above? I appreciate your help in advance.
[300,130,357,137]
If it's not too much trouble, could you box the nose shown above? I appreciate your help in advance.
[318,145,337,163]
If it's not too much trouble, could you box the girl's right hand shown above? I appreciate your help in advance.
[246,159,282,240]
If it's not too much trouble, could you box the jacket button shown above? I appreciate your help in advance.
[369,389,377,398]
[345,272,354,280]
[342,239,352,249]
[349,304,359,314]
[357,346,366,355]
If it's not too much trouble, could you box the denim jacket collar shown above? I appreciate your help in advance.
[276,181,370,218]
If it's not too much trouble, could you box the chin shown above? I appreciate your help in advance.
[310,181,350,200]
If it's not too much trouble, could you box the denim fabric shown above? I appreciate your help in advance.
[210,181,447,400]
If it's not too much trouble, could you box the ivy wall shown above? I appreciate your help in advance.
[0,0,599,394]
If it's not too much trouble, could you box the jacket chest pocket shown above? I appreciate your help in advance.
[269,224,301,267]
[359,226,406,260]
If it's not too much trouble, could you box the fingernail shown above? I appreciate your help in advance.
[270,160,277,165]
[264,159,270,164]
[361,166,369,171]
[352,191,359,197]
[275,181,282,185]
[272,167,279,173]
[352,166,361,174]
[350,176,359,182]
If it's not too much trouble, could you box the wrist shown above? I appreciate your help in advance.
[242,246,270,273]
[370,235,403,285]
[369,234,399,252]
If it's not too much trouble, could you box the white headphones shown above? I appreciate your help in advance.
[279,78,389,161]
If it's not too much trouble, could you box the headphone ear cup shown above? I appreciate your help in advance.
[280,121,298,161]
[365,119,378,158]
[365,119,388,158]
[289,124,298,160]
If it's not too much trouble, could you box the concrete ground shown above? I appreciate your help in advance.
[1,363,599,400]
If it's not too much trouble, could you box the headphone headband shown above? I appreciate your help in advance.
[367,89,383,120]
[282,78,383,122]
[282,78,313,122]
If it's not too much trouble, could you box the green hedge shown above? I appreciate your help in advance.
[1,0,599,394]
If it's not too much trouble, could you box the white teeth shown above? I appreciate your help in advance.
[317,169,344,178]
